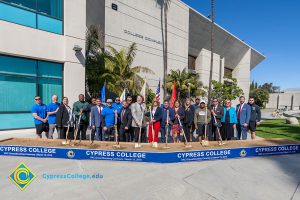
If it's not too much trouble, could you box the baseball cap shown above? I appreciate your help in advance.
[107,99,113,103]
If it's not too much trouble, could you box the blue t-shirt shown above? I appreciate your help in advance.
[112,103,122,114]
[47,102,60,124]
[31,103,47,125]
[101,106,116,127]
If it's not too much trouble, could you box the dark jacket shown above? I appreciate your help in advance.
[248,103,261,122]
[183,105,195,126]
[146,107,162,122]
[210,104,224,123]
[173,106,185,125]
[161,107,175,127]
[120,107,132,128]
[56,104,72,127]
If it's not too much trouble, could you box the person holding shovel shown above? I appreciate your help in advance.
[172,100,185,143]
[147,98,162,146]
[194,101,211,143]
[131,95,147,146]
[56,97,74,140]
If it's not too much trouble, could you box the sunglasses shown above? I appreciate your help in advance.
[115,100,120,101]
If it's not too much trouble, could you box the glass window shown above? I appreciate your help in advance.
[37,14,63,34]
[0,55,63,130]
[0,2,36,28]
[37,0,62,19]
[38,78,62,105]
[2,0,36,11]
[0,75,37,112]
[0,55,37,76]
[38,61,62,78]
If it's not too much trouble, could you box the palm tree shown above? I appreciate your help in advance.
[166,69,205,103]
[208,0,215,103]
[156,0,170,100]
[103,43,154,96]
[85,25,106,98]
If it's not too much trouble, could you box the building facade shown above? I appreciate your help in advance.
[87,0,265,104]
[0,0,264,130]
[0,0,86,129]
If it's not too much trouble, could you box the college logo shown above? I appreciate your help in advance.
[240,149,247,157]
[8,162,36,191]
[67,150,75,158]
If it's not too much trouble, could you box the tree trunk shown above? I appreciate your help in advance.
[208,0,215,103]
[163,2,168,100]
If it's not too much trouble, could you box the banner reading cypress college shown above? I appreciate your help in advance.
[0,144,299,163]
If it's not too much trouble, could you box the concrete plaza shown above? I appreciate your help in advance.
[0,153,299,200]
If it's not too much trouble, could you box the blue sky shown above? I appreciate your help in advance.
[181,0,300,90]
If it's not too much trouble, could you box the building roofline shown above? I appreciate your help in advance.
[179,0,266,59]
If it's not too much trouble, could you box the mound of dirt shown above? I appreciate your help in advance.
[0,138,299,152]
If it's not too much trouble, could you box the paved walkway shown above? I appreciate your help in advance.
[0,154,299,200]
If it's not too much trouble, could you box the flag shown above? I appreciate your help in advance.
[170,81,176,108]
[187,83,191,98]
[140,79,146,99]
[101,82,106,102]
[120,89,126,102]
[155,79,161,101]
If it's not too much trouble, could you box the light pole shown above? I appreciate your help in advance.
[207,0,215,104]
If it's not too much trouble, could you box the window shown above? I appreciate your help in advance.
[0,55,63,129]
[0,0,63,34]
[188,55,196,70]
[2,0,36,11]
[37,0,62,19]
[224,67,233,79]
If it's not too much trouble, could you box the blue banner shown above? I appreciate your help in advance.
[0,144,299,163]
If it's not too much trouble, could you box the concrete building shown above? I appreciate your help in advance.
[266,88,300,110]
[0,0,264,130]
[0,0,86,129]
[87,0,265,102]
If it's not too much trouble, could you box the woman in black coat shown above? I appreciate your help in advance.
[183,98,195,142]
[56,97,74,139]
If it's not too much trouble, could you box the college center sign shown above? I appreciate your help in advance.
[124,29,162,45]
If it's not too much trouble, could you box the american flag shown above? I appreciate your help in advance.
[155,79,161,101]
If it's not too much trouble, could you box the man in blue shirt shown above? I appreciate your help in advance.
[112,97,122,139]
[101,99,117,141]
[47,95,60,139]
[31,96,48,138]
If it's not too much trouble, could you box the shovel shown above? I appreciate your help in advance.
[112,111,124,149]
[162,110,171,149]
[201,106,209,147]
[61,124,70,145]
[134,107,144,149]
[213,115,225,146]
[177,115,192,149]
[71,113,82,146]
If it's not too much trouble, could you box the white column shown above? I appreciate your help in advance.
[232,48,251,104]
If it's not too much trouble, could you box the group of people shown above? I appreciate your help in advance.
[31,94,261,145]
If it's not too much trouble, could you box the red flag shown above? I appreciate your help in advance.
[170,81,177,108]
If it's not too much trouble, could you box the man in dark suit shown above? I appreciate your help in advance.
[120,100,132,142]
[210,97,224,141]
[91,99,103,141]
[236,96,251,140]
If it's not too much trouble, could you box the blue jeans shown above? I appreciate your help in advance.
[160,125,172,143]
[237,122,247,140]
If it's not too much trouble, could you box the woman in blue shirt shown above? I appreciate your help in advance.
[221,100,237,140]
